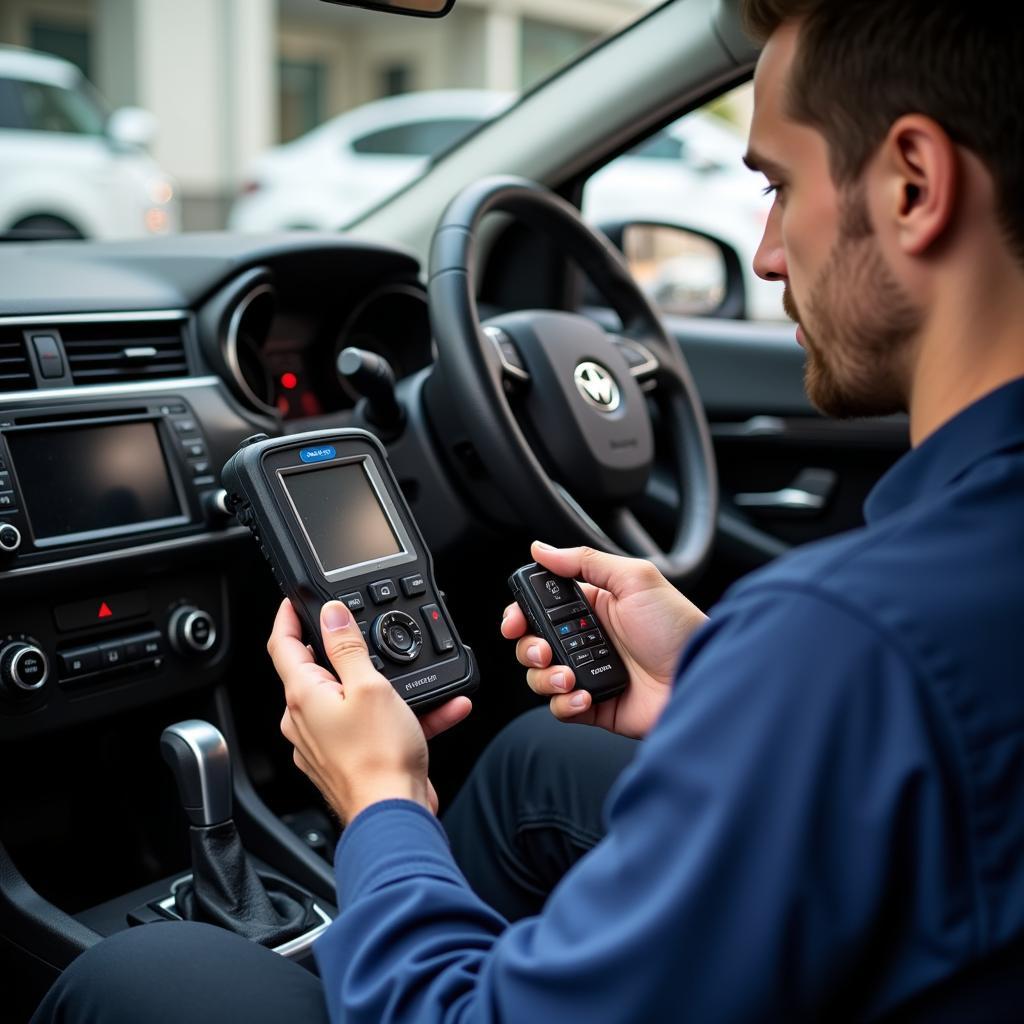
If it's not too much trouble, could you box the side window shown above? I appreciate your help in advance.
[582,83,784,322]
[0,78,25,129]
[17,80,105,136]
[350,118,482,158]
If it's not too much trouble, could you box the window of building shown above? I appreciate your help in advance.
[29,21,92,81]
[279,59,326,143]
[350,118,485,158]
[379,63,413,98]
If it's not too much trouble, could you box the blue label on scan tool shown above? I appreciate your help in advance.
[299,445,336,464]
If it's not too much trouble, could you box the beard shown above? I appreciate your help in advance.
[786,188,921,419]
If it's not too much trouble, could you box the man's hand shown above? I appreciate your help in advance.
[501,541,707,738]
[267,598,472,825]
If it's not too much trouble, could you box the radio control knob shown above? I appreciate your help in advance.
[0,641,48,693]
[169,607,218,657]
[0,523,21,554]
[371,610,423,664]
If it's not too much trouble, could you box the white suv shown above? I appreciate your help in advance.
[0,46,179,240]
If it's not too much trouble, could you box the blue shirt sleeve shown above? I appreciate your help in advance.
[314,584,974,1022]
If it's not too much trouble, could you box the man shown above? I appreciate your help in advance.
[34,1,1024,1020]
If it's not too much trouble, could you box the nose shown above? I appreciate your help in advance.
[753,200,787,282]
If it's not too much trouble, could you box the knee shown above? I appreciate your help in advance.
[34,922,253,1022]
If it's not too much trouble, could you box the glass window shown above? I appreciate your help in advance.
[279,60,327,143]
[520,19,598,90]
[0,78,24,130]
[350,118,484,158]
[16,80,106,136]
[583,83,786,322]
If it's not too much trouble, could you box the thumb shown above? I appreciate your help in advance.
[530,540,659,599]
[320,601,382,685]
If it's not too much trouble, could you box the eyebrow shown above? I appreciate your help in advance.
[742,150,787,177]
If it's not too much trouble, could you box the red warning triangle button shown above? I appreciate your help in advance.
[97,602,113,619]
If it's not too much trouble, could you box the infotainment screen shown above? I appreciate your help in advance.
[279,460,404,575]
[7,421,185,544]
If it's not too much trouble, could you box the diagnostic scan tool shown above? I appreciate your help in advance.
[223,430,477,713]
[509,562,628,703]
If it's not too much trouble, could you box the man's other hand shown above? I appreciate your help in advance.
[268,598,472,824]
[501,541,707,738]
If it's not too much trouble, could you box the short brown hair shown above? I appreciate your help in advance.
[741,1,1024,264]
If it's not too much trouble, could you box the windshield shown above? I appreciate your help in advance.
[0,1,663,241]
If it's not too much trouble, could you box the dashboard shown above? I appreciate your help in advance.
[0,233,445,741]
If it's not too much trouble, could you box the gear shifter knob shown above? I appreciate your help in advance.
[160,719,233,827]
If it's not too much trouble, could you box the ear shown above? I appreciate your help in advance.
[881,115,958,256]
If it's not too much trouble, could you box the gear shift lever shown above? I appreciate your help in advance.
[160,720,233,827]
[160,719,319,947]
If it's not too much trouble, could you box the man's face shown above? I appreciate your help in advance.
[746,22,921,418]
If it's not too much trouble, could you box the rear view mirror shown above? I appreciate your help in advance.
[319,0,455,16]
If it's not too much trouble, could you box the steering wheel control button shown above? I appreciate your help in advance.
[169,606,218,656]
[569,649,594,669]
[54,589,149,632]
[400,573,427,597]
[373,611,423,663]
[573,361,621,413]
[529,571,574,609]
[368,579,398,604]
[337,592,365,613]
[419,603,455,655]
[59,645,100,679]
[0,522,21,552]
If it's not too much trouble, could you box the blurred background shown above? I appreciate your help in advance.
[0,0,779,318]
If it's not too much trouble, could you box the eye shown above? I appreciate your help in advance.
[760,183,779,197]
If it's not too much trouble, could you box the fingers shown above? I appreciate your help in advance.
[419,696,473,740]
[526,664,575,697]
[530,540,662,597]
[267,599,316,670]
[319,600,386,693]
[516,635,551,669]
[500,602,527,639]
[548,688,595,724]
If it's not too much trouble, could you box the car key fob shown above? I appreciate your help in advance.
[508,562,628,703]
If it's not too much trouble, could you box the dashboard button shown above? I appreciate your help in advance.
[183,441,206,459]
[98,641,126,668]
[54,590,149,631]
[368,579,397,604]
[0,492,16,509]
[59,646,100,677]
[400,573,427,597]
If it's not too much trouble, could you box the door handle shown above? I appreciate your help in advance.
[734,468,837,515]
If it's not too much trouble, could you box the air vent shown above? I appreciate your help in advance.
[0,328,37,393]
[62,320,189,385]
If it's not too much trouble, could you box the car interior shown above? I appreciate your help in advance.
[0,0,913,1017]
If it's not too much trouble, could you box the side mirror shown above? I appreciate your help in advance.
[319,0,455,16]
[601,221,747,319]
[106,107,158,151]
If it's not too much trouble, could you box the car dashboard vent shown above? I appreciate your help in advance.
[0,329,37,393]
[62,320,190,385]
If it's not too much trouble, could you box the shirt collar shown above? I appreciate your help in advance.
[865,375,1024,523]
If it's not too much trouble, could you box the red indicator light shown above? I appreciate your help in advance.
[432,610,440,621]
[280,372,298,391]
[98,602,113,619]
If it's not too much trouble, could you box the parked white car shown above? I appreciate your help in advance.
[0,46,179,240]
[229,90,514,233]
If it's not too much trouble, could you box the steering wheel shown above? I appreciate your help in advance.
[427,176,718,587]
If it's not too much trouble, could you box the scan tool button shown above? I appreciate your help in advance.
[369,580,398,604]
[529,571,573,609]
[400,573,427,597]
[337,592,365,613]
[420,604,455,654]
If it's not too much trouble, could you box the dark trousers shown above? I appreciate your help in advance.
[31,709,638,1023]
